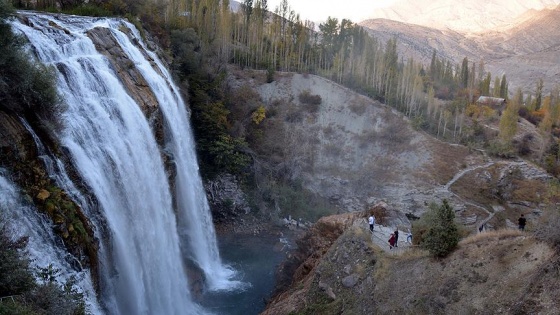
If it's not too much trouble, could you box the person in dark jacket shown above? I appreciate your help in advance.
[518,214,527,231]
[394,229,399,247]
[388,233,395,249]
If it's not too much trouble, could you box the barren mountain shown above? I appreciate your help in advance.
[360,5,560,94]
[364,0,560,33]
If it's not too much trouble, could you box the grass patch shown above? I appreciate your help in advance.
[459,228,523,246]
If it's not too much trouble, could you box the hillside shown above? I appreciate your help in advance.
[227,69,553,230]
[364,0,560,33]
[261,209,560,314]
[360,4,560,94]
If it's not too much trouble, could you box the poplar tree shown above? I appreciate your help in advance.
[535,78,544,111]
[499,97,519,143]
[493,76,501,97]
[460,57,469,88]
[499,74,508,99]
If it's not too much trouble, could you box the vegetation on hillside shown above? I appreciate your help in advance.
[8,0,560,219]
[412,199,460,257]
[1,0,63,136]
[0,219,85,315]
[10,0,560,172]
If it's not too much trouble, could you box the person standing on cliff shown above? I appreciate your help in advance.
[518,214,527,231]
[368,215,375,232]
[388,233,395,249]
[394,229,399,247]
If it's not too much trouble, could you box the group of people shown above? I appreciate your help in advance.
[368,215,412,250]
[367,212,528,251]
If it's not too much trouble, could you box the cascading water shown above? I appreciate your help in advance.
[12,12,238,314]
[109,22,242,291]
[0,171,102,314]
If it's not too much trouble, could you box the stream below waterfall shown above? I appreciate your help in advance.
[200,228,296,315]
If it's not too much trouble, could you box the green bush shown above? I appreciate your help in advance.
[0,218,85,315]
[266,65,275,83]
[487,140,516,159]
[298,90,322,112]
[0,2,64,134]
[0,226,35,297]
[413,200,460,257]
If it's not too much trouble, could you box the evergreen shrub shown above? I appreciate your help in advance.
[412,199,460,257]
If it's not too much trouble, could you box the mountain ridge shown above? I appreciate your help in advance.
[360,4,560,94]
[364,0,560,33]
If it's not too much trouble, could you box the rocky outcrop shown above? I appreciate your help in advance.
[0,111,99,286]
[262,207,560,314]
[262,203,386,315]
[205,174,251,222]
[87,27,160,114]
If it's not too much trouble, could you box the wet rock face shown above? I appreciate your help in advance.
[205,174,251,222]
[87,26,163,131]
[0,111,99,285]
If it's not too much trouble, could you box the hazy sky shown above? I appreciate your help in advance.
[266,0,396,23]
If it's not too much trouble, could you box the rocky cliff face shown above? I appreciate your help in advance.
[262,208,560,315]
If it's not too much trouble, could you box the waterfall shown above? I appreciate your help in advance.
[109,21,241,291]
[0,171,102,314]
[12,12,237,314]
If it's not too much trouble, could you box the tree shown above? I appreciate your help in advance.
[460,57,468,88]
[493,75,501,97]
[499,74,508,99]
[417,200,460,257]
[535,78,544,111]
[481,72,491,96]
[499,99,519,143]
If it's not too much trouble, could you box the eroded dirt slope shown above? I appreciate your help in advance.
[262,211,560,315]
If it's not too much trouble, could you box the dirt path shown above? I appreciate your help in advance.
[365,222,413,254]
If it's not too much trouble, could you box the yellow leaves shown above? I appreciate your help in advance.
[251,105,266,125]
[465,104,494,119]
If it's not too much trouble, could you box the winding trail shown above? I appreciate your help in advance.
[373,158,552,253]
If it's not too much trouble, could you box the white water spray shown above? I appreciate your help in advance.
[12,12,238,314]
[108,22,243,291]
[0,171,102,314]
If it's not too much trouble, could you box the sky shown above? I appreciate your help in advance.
[265,0,397,24]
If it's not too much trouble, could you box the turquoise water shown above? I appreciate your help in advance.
[200,230,293,315]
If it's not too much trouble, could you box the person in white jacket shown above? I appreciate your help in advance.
[368,215,375,232]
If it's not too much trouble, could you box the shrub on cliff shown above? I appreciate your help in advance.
[537,212,560,251]
[0,219,85,315]
[413,199,460,257]
[0,1,64,134]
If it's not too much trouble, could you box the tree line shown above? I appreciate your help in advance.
[10,0,560,177]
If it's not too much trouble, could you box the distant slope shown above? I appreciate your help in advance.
[365,0,560,33]
[360,5,560,93]
[359,19,478,64]
[228,69,551,229]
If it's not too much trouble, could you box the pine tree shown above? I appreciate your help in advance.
[421,200,460,257]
